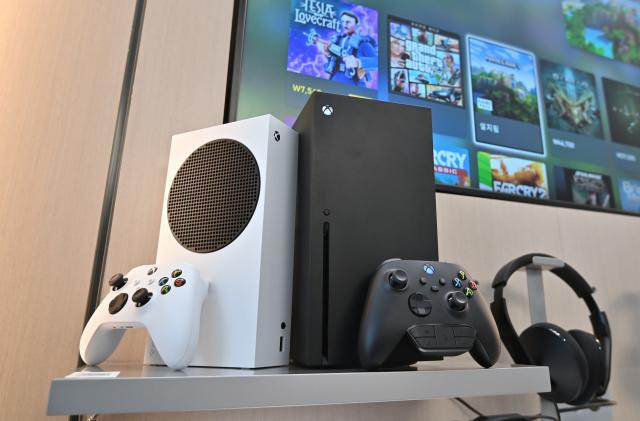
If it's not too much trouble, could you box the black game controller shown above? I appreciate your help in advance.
[358,259,501,369]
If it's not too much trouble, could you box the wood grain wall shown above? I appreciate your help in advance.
[0,1,135,419]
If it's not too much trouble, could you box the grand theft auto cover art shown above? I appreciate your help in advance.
[287,0,379,89]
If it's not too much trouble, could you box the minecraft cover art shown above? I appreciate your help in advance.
[540,60,603,138]
[554,167,615,207]
[469,37,540,125]
[468,36,545,155]
[478,152,548,198]
[603,78,640,147]
[563,0,640,66]
[287,0,378,89]
[388,16,463,107]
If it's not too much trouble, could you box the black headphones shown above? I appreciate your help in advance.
[490,253,611,405]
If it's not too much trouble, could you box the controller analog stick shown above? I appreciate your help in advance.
[447,291,468,311]
[132,288,153,307]
[388,270,408,290]
[108,273,127,290]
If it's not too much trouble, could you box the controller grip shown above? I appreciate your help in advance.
[80,325,125,366]
[470,323,501,368]
[146,314,200,370]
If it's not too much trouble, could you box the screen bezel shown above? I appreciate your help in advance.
[224,0,639,218]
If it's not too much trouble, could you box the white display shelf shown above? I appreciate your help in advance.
[47,361,550,415]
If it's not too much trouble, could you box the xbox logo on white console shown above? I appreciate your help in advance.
[322,104,333,116]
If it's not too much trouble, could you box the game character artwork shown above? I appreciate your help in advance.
[555,167,615,207]
[388,16,463,106]
[603,78,640,147]
[287,0,378,89]
[563,0,640,65]
[540,60,603,138]
[478,152,549,198]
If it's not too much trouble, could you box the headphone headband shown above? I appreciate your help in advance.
[490,253,611,395]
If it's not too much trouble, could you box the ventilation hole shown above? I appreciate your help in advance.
[167,138,260,253]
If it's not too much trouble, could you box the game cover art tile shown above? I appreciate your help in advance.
[563,0,640,66]
[478,152,548,198]
[618,177,640,212]
[554,167,615,208]
[540,60,603,139]
[388,16,463,107]
[603,78,640,147]
[287,0,378,89]
[433,141,471,187]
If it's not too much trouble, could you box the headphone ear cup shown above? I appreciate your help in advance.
[568,329,605,405]
[519,323,589,403]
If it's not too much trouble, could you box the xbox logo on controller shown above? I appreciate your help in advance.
[322,104,333,116]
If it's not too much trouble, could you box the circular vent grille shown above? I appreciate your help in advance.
[167,138,260,253]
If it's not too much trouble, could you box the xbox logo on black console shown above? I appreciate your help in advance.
[322,104,333,116]
[273,131,280,141]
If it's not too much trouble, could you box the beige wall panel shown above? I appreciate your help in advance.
[101,0,639,420]
[102,0,235,364]
[0,1,135,419]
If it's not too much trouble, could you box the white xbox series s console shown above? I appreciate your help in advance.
[145,115,298,368]
[80,263,208,370]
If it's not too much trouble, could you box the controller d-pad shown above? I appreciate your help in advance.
[408,293,432,317]
[108,293,128,314]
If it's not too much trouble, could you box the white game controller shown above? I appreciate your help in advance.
[80,263,208,370]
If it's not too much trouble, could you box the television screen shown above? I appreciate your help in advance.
[228,0,640,215]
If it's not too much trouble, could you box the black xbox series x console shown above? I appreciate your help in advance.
[291,92,439,367]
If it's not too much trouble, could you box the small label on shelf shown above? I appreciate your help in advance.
[65,371,120,379]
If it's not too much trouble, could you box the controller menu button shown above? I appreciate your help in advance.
[158,277,169,286]
[419,277,428,285]
[108,293,128,314]
[438,277,446,286]
[409,293,433,317]
[171,269,182,278]
[174,278,186,287]
[430,285,439,292]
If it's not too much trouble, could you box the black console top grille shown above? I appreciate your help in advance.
[167,138,260,253]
